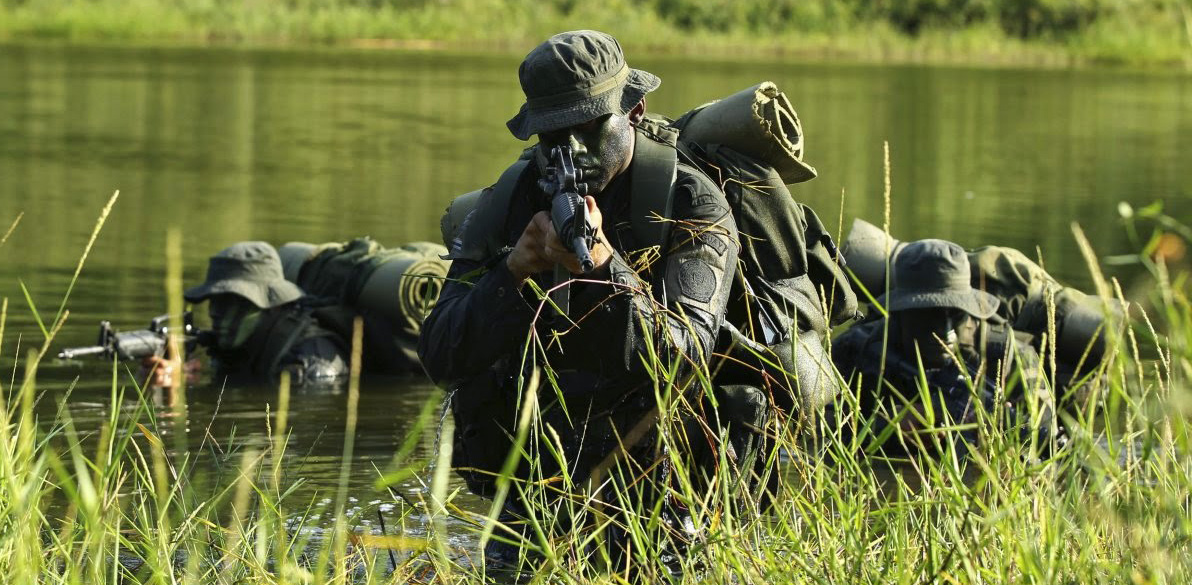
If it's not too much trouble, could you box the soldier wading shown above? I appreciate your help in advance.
[421,29,858,573]
[420,30,742,570]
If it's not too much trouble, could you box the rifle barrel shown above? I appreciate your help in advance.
[57,346,109,360]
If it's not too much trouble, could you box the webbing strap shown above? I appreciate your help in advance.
[630,129,678,251]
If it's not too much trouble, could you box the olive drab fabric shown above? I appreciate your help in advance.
[214,304,349,385]
[841,218,1124,391]
[422,122,741,501]
[184,241,350,386]
[278,237,449,373]
[877,240,1000,319]
[831,314,1055,455]
[506,30,660,141]
[184,242,304,310]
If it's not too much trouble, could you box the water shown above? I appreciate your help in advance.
[1,43,1189,547]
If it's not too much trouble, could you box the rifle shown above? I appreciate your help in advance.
[539,145,598,274]
[57,312,207,361]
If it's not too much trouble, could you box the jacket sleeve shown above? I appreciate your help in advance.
[567,172,739,379]
[418,256,538,384]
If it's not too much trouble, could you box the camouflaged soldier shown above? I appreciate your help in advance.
[832,239,1055,455]
[180,242,350,386]
[842,218,1123,405]
[418,30,740,566]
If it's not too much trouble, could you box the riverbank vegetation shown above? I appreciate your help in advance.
[0,190,1189,583]
[1,0,1190,67]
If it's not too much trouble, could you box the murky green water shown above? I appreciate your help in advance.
[1,43,1189,543]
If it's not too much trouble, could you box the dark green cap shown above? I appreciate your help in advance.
[184,242,304,309]
[878,239,999,319]
[507,30,660,141]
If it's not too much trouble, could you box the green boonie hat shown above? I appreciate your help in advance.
[878,239,999,320]
[184,242,304,309]
[506,30,660,141]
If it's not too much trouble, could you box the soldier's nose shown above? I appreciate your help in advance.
[567,132,586,153]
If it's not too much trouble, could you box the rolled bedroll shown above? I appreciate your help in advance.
[278,238,449,337]
[355,246,449,337]
[675,81,818,186]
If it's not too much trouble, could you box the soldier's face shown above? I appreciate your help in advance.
[208,294,261,351]
[895,307,967,368]
[537,112,634,196]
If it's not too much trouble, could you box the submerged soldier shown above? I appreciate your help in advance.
[145,242,350,388]
[145,239,448,390]
[832,239,1055,455]
[842,218,1123,406]
[419,30,740,568]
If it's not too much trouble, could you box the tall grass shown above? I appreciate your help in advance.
[0,0,1188,67]
[0,190,1189,584]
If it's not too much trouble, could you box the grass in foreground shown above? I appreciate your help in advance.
[0,193,1189,584]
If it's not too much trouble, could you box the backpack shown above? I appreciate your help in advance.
[277,237,450,373]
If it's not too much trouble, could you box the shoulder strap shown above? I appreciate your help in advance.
[455,158,530,262]
[245,308,319,378]
[629,126,678,251]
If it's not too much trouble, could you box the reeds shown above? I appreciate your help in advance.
[0,192,1188,584]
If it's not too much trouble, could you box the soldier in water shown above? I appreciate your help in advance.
[832,239,1056,456]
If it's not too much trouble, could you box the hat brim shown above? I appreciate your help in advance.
[878,288,1000,320]
[184,278,303,309]
[506,68,660,141]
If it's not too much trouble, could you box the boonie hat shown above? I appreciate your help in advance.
[507,30,660,141]
[184,242,304,309]
[877,239,999,320]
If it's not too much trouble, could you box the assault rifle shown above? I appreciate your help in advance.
[57,312,207,361]
[539,145,598,273]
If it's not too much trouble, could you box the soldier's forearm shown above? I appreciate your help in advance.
[418,259,536,383]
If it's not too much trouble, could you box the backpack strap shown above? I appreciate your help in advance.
[453,158,530,263]
[629,126,679,250]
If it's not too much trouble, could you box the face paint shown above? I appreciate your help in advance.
[537,112,634,196]
[208,295,262,351]
[893,307,967,368]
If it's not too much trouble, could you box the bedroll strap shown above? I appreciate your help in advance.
[630,129,678,250]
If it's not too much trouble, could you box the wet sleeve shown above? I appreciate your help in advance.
[567,172,739,377]
[417,256,538,384]
[282,336,350,385]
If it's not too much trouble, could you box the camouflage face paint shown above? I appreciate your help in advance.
[537,112,634,196]
[208,294,261,351]
[893,307,965,369]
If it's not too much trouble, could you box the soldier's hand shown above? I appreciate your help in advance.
[506,211,557,283]
[506,197,611,283]
[139,340,201,391]
[545,196,611,276]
